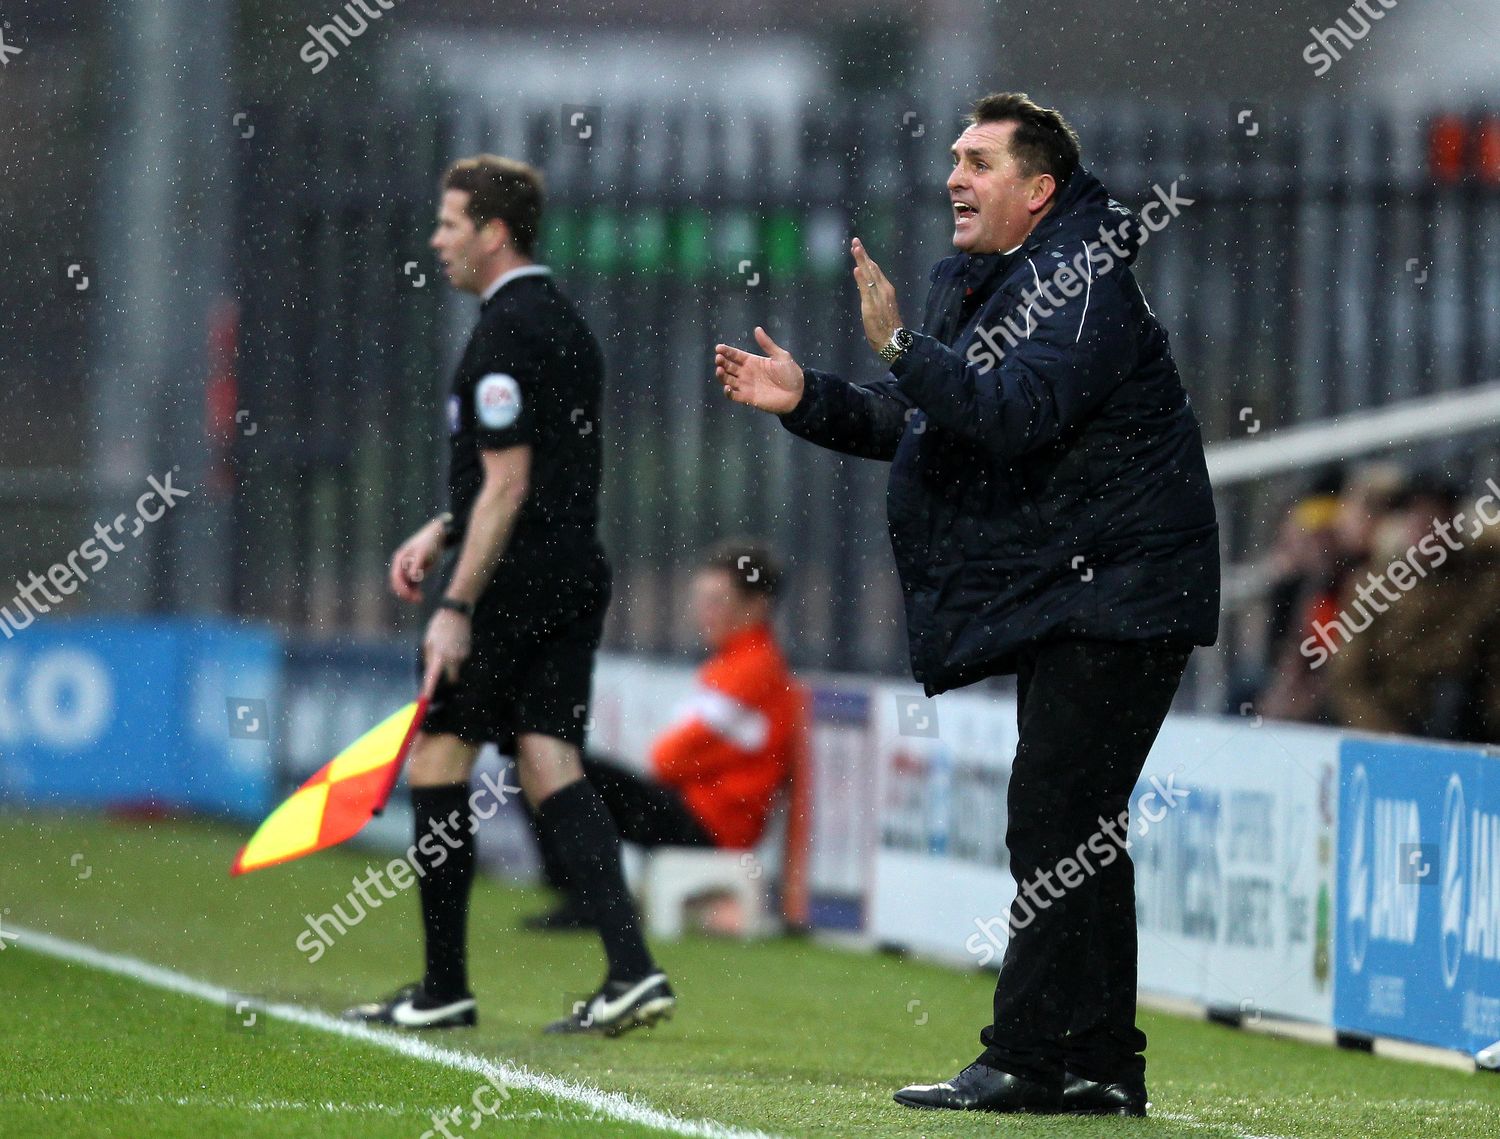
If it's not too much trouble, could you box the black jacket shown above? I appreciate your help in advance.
[780,170,1220,695]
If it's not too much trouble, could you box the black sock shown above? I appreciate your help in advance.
[411,783,475,1000]
[526,799,579,902]
[536,779,656,982]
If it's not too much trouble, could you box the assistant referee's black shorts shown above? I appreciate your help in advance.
[416,552,610,752]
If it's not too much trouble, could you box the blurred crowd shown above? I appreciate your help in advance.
[1250,462,1500,743]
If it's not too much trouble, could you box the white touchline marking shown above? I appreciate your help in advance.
[5,1093,598,1124]
[1154,1109,1295,1139]
[11,927,780,1139]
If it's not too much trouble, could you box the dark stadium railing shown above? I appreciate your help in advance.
[227,86,1500,701]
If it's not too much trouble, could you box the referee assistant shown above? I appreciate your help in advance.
[344,155,673,1036]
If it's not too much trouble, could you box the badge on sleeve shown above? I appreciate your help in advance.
[475,373,522,430]
[446,394,461,435]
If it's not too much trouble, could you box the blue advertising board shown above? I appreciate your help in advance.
[1336,737,1500,1057]
[0,617,280,822]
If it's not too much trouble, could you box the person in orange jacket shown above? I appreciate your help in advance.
[523,540,803,930]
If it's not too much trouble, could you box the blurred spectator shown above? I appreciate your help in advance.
[1329,476,1500,742]
[1260,466,1345,681]
[524,539,805,930]
[1258,462,1407,723]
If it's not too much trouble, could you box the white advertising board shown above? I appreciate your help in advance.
[868,685,1339,1025]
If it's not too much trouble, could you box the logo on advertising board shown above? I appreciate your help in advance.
[1336,739,1500,1057]
[1345,763,1371,974]
[1442,773,1466,990]
[879,743,1008,868]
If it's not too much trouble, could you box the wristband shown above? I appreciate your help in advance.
[436,597,473,617]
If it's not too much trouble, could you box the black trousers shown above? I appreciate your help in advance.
[979,636,1191,1086]
[529,755,716,893]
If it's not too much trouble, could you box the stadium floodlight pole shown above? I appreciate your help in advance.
[89,0,235,614]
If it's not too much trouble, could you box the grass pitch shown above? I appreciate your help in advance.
[1,810,1497,1138]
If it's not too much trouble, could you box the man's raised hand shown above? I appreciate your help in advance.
[714,326,805,416]
[851,237,904,353]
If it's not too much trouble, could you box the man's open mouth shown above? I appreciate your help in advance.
[953,202,978,221]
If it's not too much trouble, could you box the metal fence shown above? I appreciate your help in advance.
[228,83,1500,689]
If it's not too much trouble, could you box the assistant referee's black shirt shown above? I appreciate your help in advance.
[445,265,607,590]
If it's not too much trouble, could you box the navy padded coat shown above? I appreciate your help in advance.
[780,170,1220,695]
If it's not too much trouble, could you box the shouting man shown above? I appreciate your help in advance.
[715,94,1219,1116]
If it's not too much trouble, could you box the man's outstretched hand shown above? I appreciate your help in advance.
[714,326,805,416]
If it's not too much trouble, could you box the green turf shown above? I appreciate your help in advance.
[0,949,662,1138]
[2,809,1498,1138]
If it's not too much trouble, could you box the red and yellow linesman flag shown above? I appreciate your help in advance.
[230,698,428,876]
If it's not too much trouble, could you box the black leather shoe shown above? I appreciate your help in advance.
[894,1062,1062,1114]
[1061,1072,1148,1117]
